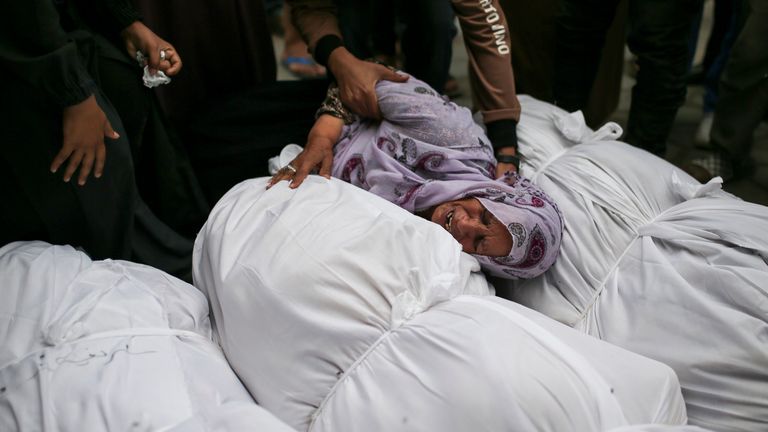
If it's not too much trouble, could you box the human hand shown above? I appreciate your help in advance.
[267,137,335,190]
[495,147,519,178]
[121,21,182,76]
[327,47,408,119]
[51,95,119,186]
[267,115,344,189]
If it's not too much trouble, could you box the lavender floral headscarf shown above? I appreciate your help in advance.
[330,78,562,279]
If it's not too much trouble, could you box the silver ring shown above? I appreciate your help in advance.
[284,164,297,174]
[160,50,167,61]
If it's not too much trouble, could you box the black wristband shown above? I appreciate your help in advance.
[314,34,344,67]
[496,154,520,165]
[496,154,521,171]
[486,119,518,151]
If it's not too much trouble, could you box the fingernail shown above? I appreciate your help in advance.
[95,172,102,178]
[50,168,57,173]
[113,132,120,138]
[63,177,70,182]
[78,180,85,186]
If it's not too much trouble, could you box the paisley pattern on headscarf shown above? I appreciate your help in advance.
[330,77,563,279]
[507,223,526,247]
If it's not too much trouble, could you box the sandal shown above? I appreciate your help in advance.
[281,56,326,80]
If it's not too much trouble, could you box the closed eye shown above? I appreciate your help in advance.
[482,209,491,226]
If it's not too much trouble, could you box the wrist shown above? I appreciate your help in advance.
[120,21,143,40]
[65,94,97,112]
[327,46,354,77]
[314,34,344,67]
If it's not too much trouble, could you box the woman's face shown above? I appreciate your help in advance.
[429,198,513,257]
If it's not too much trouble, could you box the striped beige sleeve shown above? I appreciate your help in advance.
[451,0,521,123]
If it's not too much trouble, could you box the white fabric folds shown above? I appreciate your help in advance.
[194,176,687,431]
[0,241,292,432]
[506,95,768,432]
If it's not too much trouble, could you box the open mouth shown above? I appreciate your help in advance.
[444,210,455,234]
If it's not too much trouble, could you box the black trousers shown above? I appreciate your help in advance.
[336,0,456,93]
[554,0,702,155]
[711,0,768,176]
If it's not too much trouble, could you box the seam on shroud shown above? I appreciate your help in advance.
[572,203,684,332]
[529,148,570,182]
[308,328,395,430]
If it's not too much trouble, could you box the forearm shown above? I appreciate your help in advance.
[286,0,342,55]
[309,114,344,147]
[0,0,96,106]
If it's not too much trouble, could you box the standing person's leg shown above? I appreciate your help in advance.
[624,0,702,156]
[702,0,736,72]
[710,0,768,178]
[400,0,456,93]
[553,0,620,112]
[695,1,741,145]
[370,1,398,65]
[281,2,326,79]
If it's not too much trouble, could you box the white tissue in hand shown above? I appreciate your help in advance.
[135,51,171,88]
[142,66,171,88]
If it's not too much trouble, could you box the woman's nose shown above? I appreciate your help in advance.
[454,215,471,236]
[454,216,480,242]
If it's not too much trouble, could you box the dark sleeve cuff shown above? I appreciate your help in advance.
[313,34,344,67]
[59,77,98,107]
[106,0,142,30]
[486,119,518,151]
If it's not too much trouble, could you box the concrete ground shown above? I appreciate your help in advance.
[273,2,767,205]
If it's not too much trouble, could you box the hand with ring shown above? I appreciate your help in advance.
[267,163,299,189]
[121,21,182,76]
[267,115,344,190]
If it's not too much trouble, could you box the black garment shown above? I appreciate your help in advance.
[0,0,208,281]
[554,0,703,156]
[701,0,736,74]
[710,0,768,177]
[336,0,456,93]
[185,79,329,204]
[134,0,277,128]
[499,0,627,128]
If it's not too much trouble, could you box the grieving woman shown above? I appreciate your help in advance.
[268,76,562,279]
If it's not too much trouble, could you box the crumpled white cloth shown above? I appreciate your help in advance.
[135,50,171,88]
